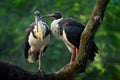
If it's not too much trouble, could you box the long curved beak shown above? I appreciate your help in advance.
[35,16,39,32]
[41,13,54,19]
[35,15,43,40]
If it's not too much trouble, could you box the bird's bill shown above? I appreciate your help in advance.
[35,16,39,32]
[41,13,55,18]
[46,13,55,17]
[35,15,43,40]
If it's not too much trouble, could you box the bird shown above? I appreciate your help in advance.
[24,11,50,69]
[42,13,98,65]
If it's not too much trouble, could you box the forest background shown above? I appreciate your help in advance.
[0,0,120,80]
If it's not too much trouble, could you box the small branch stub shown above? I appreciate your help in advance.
[94,15,102,23]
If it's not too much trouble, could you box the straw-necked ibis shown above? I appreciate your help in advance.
[24,11,50,69]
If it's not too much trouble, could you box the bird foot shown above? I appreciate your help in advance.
[69,61,73,65]
[67,61,73,66]
[36,69,45,79]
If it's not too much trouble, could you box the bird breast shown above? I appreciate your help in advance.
[28,32,50,52]
[51,18,63,39]
[34,21,44,41]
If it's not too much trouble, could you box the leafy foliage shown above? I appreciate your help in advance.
[0,0,120,80]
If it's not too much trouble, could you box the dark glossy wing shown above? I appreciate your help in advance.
[59,18,98,61]
[42,22,51,38]
[89,41,98,61]
[59,18,84,48]
[24,22,35,59]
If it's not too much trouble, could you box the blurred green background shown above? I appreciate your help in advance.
[0,0,120,80]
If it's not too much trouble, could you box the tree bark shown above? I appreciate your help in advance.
[0,0,109,80]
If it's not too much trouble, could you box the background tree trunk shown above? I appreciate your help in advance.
[0,0,109,80]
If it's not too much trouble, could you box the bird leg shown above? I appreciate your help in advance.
[75,48,79,58]
[38,59,41,70]
[38,51,42,70]
[69,48,75,65]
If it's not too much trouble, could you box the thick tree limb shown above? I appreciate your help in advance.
[0,0,109,80]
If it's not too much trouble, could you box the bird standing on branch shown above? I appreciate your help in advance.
[43,13,98,65]
[24,11,50,69]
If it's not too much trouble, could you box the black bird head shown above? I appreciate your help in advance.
[42,12,62,19]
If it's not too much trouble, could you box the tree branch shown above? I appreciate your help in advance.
[0,0,109,80]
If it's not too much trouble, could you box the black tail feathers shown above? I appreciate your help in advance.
[89,42,98,61]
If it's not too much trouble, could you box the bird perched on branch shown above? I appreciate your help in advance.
[43,13,98,65]
[24,11,50,69]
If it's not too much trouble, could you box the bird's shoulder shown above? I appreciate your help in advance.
[42,22,50,31]
[42,22,51,37]
[26,22,35,33]
[59,18,85,29]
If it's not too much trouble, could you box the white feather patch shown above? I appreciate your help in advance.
[62,30,75,53]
